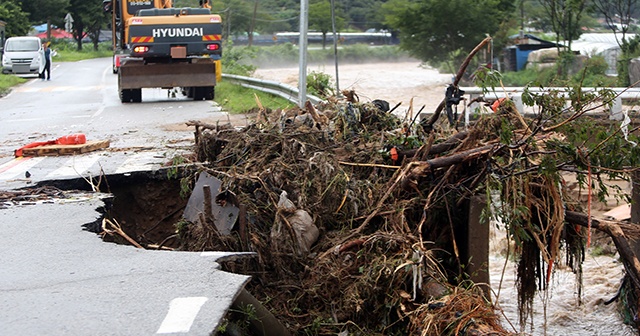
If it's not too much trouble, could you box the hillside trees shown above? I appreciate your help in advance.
[18,0,69,30]
[213,0,269,42]
[68,0,108,50]
[347,0,386,30]
[0,0,29,36]
[309,0,346,49]
[591,0,640,86]
[540,0,588,51]
[382,0,513,67]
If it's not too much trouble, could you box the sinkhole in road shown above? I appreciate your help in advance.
[41,171,292,335]
[46,169,190,249]
[101,171,188,249]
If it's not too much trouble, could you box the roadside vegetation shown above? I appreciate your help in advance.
[0,73,26,97]
[50,40,112,62]
[215,81,294,113]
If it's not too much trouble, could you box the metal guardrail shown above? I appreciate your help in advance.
[222,74,323,106]
[460,86,640,120]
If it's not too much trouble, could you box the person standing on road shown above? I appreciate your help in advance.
[41,42,52,81]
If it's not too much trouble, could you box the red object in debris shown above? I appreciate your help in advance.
[390,147,399,162]
[14,133,87,157]
[56,133,86,145]
[491,98,507,112]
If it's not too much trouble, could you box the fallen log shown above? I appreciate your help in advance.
[404,144,495,181]
[565,211,640,291]
[186,120,235,131]
[395,131,469,159]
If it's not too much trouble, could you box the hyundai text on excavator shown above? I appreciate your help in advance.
[102,0,222,103]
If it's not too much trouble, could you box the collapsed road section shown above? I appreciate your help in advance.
[0,187,252,336]
[0,167,292,336]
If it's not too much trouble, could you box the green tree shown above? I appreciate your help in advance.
[68,0,107,51]
[519,0,554,33]
[309,0,345,49]
[591,0,640,86]
[19,0,70,32]
[0,0,30,36]
[540,0,588,51]
[213,0,256,40]
[383,0,512,67]
[347,0,385,30]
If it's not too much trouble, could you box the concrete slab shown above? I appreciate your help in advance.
[0,196,250,335]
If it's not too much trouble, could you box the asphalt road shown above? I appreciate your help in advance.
[0,57,243,189]
[0,58,254,335]
[0,197,251,336]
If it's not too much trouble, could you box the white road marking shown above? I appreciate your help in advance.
[156,297,209,334]
[46,153,102,178]
[114,152,164,174]
[92,66,111,118]
[0,157,45,181]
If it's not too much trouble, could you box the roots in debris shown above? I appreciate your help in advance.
[90,38,640,334]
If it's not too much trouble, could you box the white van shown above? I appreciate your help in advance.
[1,36,45,76]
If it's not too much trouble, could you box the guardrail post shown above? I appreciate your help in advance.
[511,94,524,114]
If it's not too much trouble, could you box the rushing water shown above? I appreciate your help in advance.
[490,231,637,335]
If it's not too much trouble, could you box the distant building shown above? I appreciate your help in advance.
[570,33,634,75]
[504,34,561,72]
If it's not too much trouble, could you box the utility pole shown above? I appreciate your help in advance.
[519,0,524,39]
[330,0,340,95]
[298,0,309,108]
[249,0,259,47]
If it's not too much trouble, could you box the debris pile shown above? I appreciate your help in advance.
[68,36,640,335]
[179,60,638,335]
[169,38,640,334]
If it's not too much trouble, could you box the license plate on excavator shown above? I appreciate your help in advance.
[171,46,186,59]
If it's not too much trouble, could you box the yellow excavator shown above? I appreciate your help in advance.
[103,0,222,102]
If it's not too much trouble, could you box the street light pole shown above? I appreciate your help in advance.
[330,0,340,95]
[298,0,309,108]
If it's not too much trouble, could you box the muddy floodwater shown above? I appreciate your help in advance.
[256,61,637,335]
[490,235,635,335]
[254,61,452,116]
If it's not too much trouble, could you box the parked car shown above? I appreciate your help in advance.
[1,36,45,76]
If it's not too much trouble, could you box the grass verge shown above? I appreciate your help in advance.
[0,73,27,97]
[216,81,294,114]
[53,49,112,62]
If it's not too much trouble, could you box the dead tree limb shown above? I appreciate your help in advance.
[404,144,495,182]
[423,36,493,131]
[396,131,469,158]
[565,210,640,290]
[186,120,234,131]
